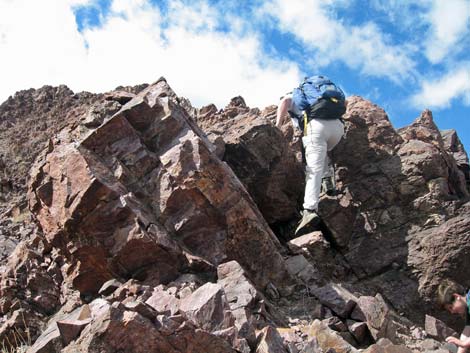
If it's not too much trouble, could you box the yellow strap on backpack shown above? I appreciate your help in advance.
[303,112,308,136]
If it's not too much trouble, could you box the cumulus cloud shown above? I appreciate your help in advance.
[424,0,470,64]
[411,64,470,109]
[0,0,89,98]
[0,0,301,108]
[260,0,417,82]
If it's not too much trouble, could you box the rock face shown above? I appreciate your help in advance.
[0,79,468,353]
[321,99,468,325]
[27,78,294,298]
[195,97,305,224]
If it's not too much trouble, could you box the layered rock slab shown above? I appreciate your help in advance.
[28,78,294,298]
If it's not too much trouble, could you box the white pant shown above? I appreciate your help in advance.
[302,119,344,211]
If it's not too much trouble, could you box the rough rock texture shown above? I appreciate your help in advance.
[0,80,468,352]
[195,97,305,224]
[322,99,468,326]
[441,129,470,188]
[27,78,295,298]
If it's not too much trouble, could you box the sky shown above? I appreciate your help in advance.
[1,0,469,151]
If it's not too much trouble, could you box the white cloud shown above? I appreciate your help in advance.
[0,0,301,108]
[0,0,89,95]
[411,64,470,109]
[261,0,417,82]
[424,0,470,64]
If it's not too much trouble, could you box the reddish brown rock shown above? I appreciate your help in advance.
[61,305,237,353]
[28,79,295,299]
[26,322,62,353]
[56,318,91,345]
[310,283,358,318]
[255,326,288,353]
[98,278,122,297]
[3,78,470,353]
[145,284,180,316]
[195,99,304,224]
[179,282,234,332]
[301,319,358,353]
[442,128,470,190]
[217,261,260,346]
[425,314,457,341]
[350,294,406,344]
[347,320,369,344]
[362,339,413,353]
[323,316,348,332]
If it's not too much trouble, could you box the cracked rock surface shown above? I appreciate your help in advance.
[0,79,468,352]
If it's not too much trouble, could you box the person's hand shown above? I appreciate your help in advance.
[446,336,461,346]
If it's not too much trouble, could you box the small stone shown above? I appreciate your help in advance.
[98,279,122,296]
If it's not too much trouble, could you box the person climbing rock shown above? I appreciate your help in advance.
[275,75,346,235]
[437,280,470,352]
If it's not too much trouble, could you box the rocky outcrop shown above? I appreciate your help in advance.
[27,78,295,298]
[0,79,468,352]
[318,99,468,325]
[195,97,305,224]
[441,128,470,190]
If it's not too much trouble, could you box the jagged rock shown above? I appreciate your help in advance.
[255,325,288,353]
[407,202,470,326]
[346,320,369,344]
[287,231,330,258]
[98,278,122,296]
[310,283,358,318]
[425,314,457,341]
[286,231,346,281]
[28,79,295,298]
[179,282,234,332]
[362,338,413,353]
[441,129,470,190]
[56,318,91,345]
[195,101,304,224]
[350,294,405,344]
[104,90,136,105]
[62,305,237,353]
[107,279,152,303]
[2,79,470,353]
[0,238,61,316]
[145,284,181,315]
[217,261,260,345]
[300,319,358,353]
[323,316,348,332]
[285,255,321,285]
[26,322,62,353]
[121,300,158,322]
[318,97,470,326]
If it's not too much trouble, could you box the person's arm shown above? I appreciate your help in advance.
[446,326,470,352]
[276,96,292,128]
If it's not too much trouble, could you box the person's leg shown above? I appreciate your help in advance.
[302,121,328,211]
[321,120,344,194]
[326,119,345,152]
[322,154,334,178]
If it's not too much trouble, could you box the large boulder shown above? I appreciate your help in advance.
[61,305,237,353]
[28,78,295,298]
[195,98,305,224]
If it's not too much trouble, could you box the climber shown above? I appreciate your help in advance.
[275,75,346,235]
[437,280,470,352]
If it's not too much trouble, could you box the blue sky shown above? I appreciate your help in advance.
[1,0,469,151]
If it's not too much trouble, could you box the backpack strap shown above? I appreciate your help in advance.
[303,112,308,136]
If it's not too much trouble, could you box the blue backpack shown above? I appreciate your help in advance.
[291,75,346,130]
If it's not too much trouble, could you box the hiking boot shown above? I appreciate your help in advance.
[321,175,337,196]
[295,209,320,235]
